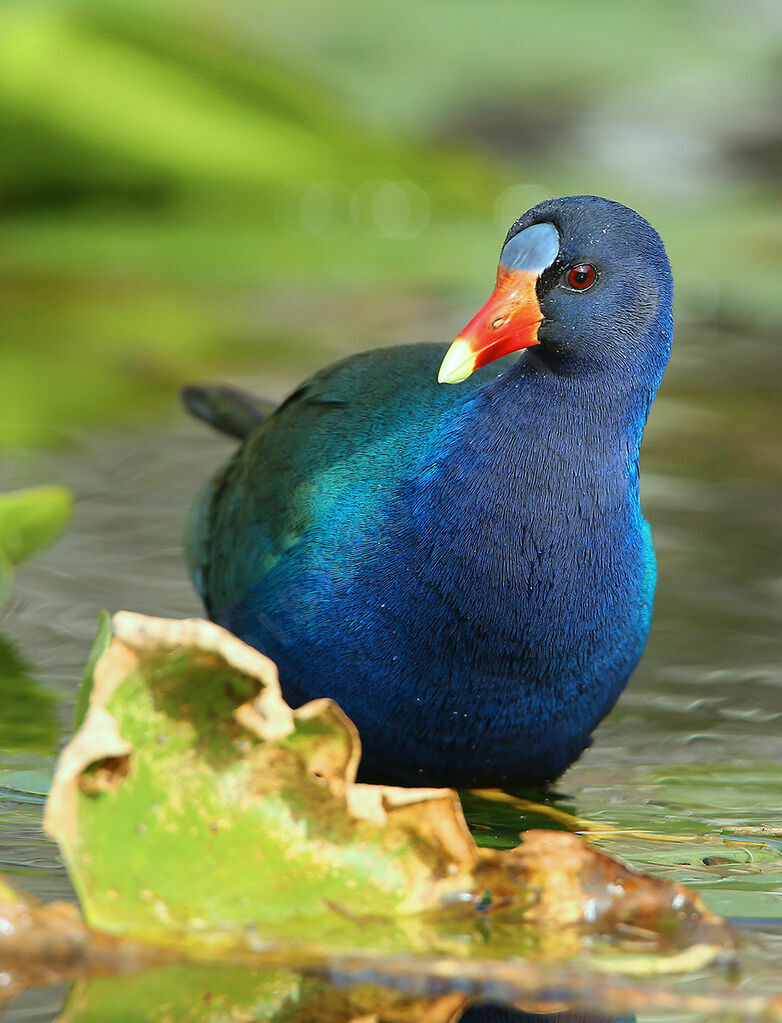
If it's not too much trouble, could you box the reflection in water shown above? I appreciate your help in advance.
[459,1006,632,1023]
[3,962,637,1023]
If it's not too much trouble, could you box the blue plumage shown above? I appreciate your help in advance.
[185,196,673,787]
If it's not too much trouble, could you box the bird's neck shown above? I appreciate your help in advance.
[384,347,659,699]
[455,348,658,486]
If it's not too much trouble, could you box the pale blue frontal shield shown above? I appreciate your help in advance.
[499,221,560,275]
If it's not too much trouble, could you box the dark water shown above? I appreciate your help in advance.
[1,319,781,1020]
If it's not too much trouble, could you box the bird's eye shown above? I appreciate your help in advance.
[566,264,597,291]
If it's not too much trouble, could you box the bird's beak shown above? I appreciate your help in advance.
[438,268,543,384]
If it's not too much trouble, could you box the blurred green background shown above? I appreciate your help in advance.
[1,0,781,448]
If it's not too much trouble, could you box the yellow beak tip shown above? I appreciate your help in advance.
[437,338,476,385]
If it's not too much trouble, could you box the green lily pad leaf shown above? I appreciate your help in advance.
[0,486,72,600]
[0,633,59,755]
[44,613,734,969]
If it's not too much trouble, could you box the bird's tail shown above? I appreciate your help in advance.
[180,383,275,439]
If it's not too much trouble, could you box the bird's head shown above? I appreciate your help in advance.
[438,195,673,387]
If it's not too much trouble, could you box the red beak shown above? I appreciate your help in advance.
[438,269,543,384]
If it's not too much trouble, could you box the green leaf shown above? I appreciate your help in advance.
[47,615,476,946]
[0,485,73,568]
[73,610,112,732]
[44,613,732,970]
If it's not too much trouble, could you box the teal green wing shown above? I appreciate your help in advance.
[186,343,497,616]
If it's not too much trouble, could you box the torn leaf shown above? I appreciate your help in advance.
[45,613,733,968]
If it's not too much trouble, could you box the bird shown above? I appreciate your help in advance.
[183,195,673,790]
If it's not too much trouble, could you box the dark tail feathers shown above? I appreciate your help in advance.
[180,384,276,439]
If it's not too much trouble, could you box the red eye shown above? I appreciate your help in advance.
[566,264,597,290]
